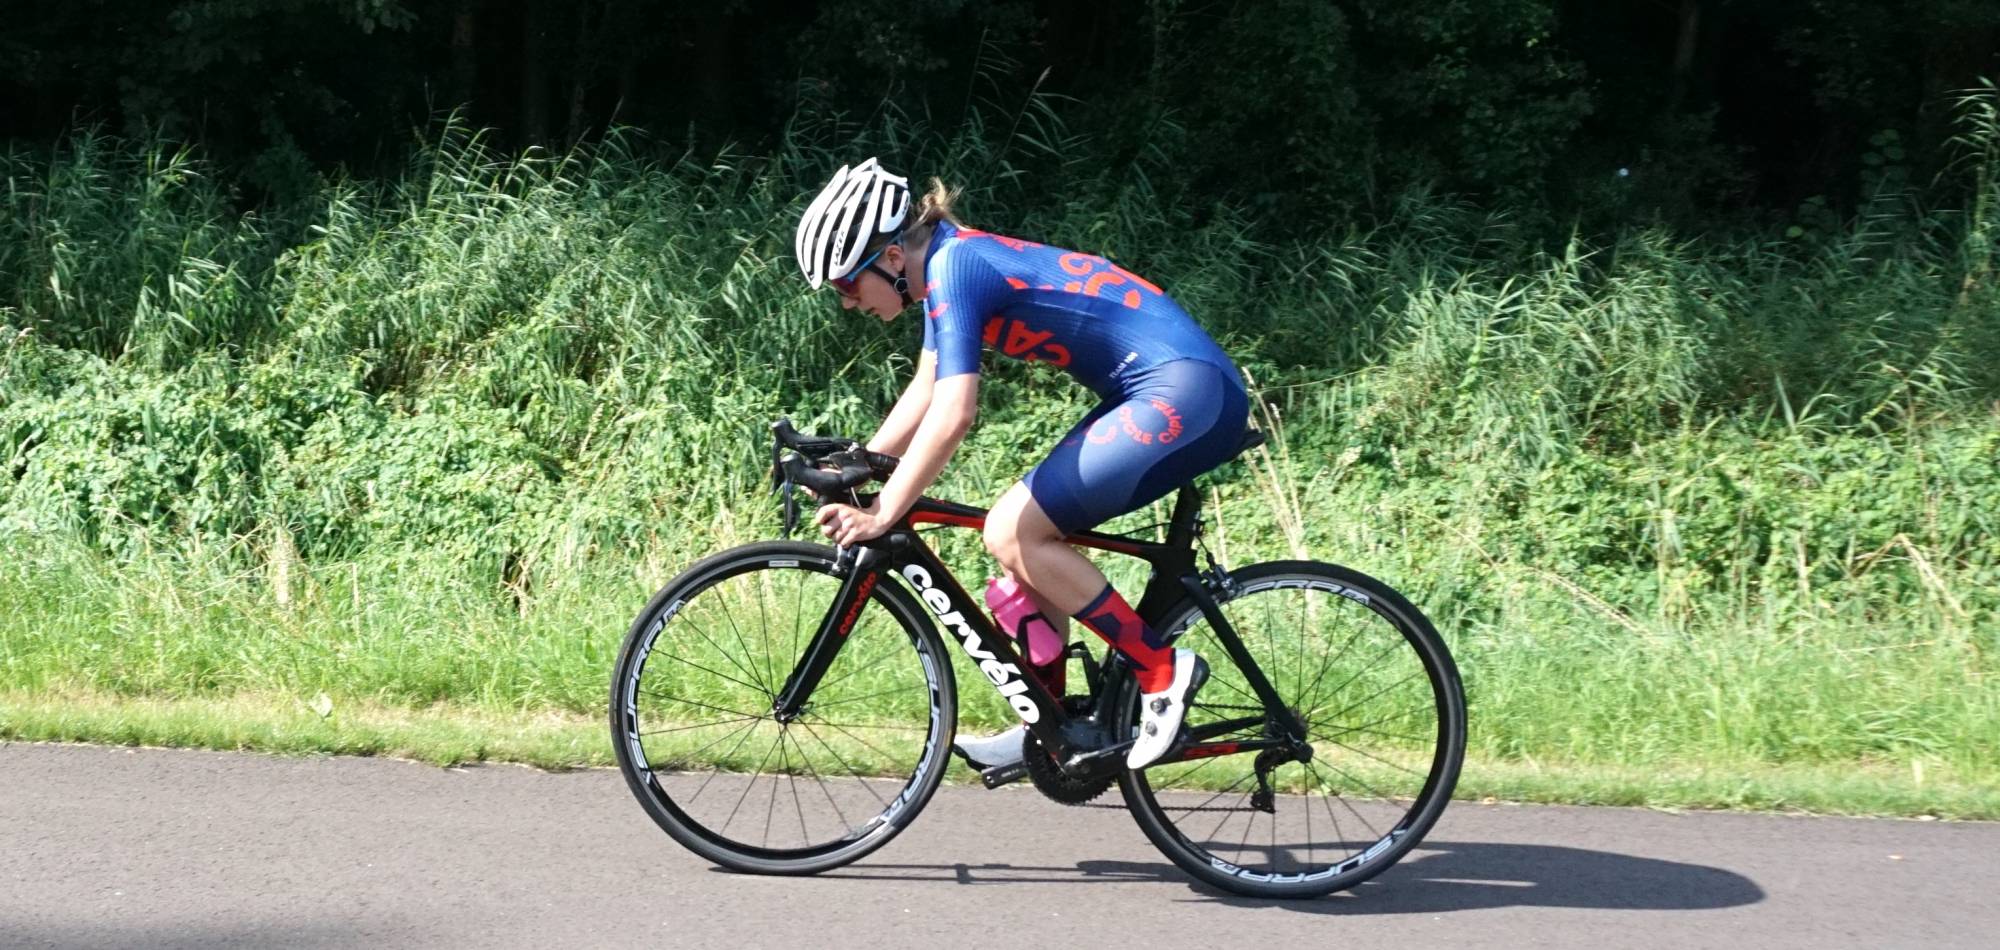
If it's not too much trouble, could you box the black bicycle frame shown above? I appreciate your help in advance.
[770,482,1308,771]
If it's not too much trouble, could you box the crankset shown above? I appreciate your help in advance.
[1023,696,1119,805]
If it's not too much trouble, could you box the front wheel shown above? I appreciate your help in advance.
[610,540,957,874]
[1119,560,1466,898]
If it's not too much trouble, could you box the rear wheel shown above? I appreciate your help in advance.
[610,541,956,874]
[1119,561,1465,898]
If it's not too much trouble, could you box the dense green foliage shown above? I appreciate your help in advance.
[2,80,1996,799]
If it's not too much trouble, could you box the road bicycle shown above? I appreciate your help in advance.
[610,419,1465,898]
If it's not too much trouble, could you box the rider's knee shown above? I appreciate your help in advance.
[981,515,1019,566]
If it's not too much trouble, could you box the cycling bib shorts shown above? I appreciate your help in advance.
[1025,359,1248,534]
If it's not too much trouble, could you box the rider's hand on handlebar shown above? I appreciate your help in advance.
[814,497,889,548]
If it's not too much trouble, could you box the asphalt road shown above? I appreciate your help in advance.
[3,743,1993,949]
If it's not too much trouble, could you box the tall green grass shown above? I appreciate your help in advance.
[2,86,1997,810]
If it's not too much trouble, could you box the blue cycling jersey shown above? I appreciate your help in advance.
[919,222,1236,398]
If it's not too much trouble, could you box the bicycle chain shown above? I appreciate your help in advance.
[1022,697,1119,806]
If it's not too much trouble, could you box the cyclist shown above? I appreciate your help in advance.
[795,158,1249,770]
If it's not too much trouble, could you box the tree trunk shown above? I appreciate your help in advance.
[522,1,550,145]
[566,0,606,143]
[450,1,477,111]
[1666,0,1701,116]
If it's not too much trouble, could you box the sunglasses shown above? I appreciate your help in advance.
[830,244,890,297]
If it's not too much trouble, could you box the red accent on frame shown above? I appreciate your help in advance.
[1178,742,1244,760]
[905,509,1147,556]
[908,510,986,530]
[837,573,879,636]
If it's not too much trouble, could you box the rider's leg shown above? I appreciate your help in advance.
[983,482,1088,635]
[984,485,1175,693]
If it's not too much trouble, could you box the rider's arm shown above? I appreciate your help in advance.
[872,373,977,521]
[866,349,937,457]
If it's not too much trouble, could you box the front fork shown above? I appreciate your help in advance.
[770,545,881,721]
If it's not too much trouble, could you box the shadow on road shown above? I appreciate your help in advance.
[810,841,1765,913]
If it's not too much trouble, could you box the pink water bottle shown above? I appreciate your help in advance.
[985,576,1066,666]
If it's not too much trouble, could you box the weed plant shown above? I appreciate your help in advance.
[2,85,1997,810]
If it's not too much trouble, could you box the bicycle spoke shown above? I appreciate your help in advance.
[638,715,760,738]
[639,688,763,721]
[1310,702,1431,737]
[806,685,918,712]
[648,653,771,699]
[779,730,814,844]
[688,719,763,805]
[797,720,893,810]
[616,550,954,870]
[1306,759,1347,853]
[1305,668,1425,728]
[809,632,903,697]
[1305,760,1384,841]
[719,735,786,834]
[1118,568,1462,895]
[1303,761,1316,870]
[1315,722,1431,745]
[1148,755,1224,793]
[678,716,762,766]
[674,610,775,698]
[1166,772,1254,821]
[1323,736,1430,778]
[1294,621,1371,715]
[712,588,779,704]
[1204,783,1255,843]
[802,719,926,732]
[784,728,856,840]
[763,733,784,847]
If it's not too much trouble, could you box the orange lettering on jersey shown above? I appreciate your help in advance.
[1087,418,1119,445]
[1004,276,1028,290]
[1039,343,1071,367]
[1003,322,1054,359]
[982,317,1004,346]
[1122,289,1141,308]
[1083,270,1128,299]
[1059,253,1095,275]
[1107,261,1163,295]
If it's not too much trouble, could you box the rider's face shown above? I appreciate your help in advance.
[835,245,908,321]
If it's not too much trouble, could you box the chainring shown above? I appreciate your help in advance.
[1023,697,1118,806]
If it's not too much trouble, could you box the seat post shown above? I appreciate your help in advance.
[1163,483,1203,550]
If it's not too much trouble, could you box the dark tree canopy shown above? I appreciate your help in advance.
[4,0,1998,221]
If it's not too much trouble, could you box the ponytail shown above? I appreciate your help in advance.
[901,177,963,248]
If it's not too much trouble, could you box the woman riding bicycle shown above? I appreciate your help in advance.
[795,158,1249,770]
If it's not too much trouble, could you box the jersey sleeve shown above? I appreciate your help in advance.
[920,240,1008,380]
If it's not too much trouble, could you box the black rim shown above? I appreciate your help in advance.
[1131,569,1462,888]
[616,551,948,860]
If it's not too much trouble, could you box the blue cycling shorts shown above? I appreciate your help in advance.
[1024,359,1250,535]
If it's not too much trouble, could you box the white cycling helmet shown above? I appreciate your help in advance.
[794,157,910,289]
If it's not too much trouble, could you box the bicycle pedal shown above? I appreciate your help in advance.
[979,762,1029,789]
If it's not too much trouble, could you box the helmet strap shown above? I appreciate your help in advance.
[866,262,914,308]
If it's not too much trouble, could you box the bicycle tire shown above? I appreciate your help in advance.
[1118,560,1466,898]
[610,540,957,874]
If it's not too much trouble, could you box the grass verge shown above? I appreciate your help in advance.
[5,690,1992,821]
